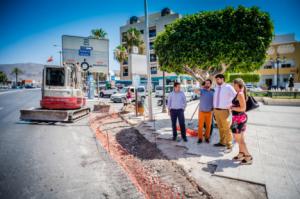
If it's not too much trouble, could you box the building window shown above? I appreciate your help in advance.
[149,27,156,38]
[281,63,291,68]
[123,60,128,65]
[151,67,157,74]
[123,68,128,76]
[150,54,157,62]
[149,42,154,50]
[264,64,273,69]
[122,32,126,42]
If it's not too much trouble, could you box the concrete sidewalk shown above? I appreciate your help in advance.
[123,101,300,199]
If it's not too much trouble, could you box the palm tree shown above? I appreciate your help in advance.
[90,28,107,39]
[114,45,128,64]
[11,67,23,84]
[123,28,144,53]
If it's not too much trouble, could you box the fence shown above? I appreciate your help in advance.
[249,91,300,99]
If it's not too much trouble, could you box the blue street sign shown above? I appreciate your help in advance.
[79,49,91,56]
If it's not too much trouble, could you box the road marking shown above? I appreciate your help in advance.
[0,88,40,95]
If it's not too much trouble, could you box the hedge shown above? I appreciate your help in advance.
[227,73,260,83]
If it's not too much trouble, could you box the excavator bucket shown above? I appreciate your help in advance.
[20,107,90,123]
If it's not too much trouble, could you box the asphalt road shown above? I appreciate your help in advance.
[0,89,142,199]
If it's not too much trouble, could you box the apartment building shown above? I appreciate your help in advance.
[119,8,193,86]
[258,34,300,88]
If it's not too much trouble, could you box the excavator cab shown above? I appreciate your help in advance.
[40,64,86,110]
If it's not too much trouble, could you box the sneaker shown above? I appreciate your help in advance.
[183,138,188,142]
[204,138,210,143]
[197,138,202,144]
[213,143,225,147]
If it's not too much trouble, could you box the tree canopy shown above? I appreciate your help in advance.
[91,28,107,39]
[154,6,274,82]
[11,67,23,83]
[123,28,144,53]
[114,45,128,63]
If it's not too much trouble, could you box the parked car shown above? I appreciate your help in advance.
[182,85,193,102]
[99,88,118,98]
[155,85,173,97]
[110,86,146,103]
[157,85,193,106]
[191,86,200,100]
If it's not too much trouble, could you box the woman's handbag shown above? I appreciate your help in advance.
[246,96,259,112]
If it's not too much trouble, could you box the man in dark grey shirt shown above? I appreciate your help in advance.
[195,79,214,143]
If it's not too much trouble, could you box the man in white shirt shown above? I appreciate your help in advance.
[213,74,237,151]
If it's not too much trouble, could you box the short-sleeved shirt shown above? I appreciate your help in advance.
[199,88,214,112]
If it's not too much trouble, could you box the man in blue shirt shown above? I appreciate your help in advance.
[167,82,187,142]
[195,79,214,143]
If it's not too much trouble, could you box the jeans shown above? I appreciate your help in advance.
[170,109,187,139]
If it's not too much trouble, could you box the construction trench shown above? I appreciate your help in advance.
[89,112,212,199]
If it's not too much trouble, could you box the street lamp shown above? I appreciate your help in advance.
[162,71,167,113]
[144,0,153,120]
[53,44,62,66]
[270,54,286,89]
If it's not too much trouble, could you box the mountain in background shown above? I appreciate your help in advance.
[0,63,45,82]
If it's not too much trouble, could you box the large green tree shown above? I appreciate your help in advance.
[91,28,107,39]
[154,6,274,82]
[11,67,23,84]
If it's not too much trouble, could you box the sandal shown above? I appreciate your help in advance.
[233,152,245,161]
[240,155,253,165]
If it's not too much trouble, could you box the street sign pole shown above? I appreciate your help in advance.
[144,0,153,121]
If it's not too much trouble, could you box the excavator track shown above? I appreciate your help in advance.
[20,107,90,123]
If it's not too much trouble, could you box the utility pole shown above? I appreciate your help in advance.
[162,71,167,113]
[144,0,153,120]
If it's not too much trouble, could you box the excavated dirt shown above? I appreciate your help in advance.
[89,113,212,199]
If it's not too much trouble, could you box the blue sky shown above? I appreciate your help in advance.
[0,0,300,70]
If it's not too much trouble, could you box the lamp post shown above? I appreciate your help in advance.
[162,71,167,113]
[53,44,62,66]
[144,0,153,120]
[270,54,286,89]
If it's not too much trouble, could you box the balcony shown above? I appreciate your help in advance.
[258,67,297,75]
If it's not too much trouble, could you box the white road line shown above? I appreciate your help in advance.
[0,88,40,95]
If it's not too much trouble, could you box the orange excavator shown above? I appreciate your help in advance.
[20,63,90,122]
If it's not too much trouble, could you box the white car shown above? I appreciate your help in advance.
[110,86,146,103]
[155,85,173,97]
[99,88,118,98]
[181,85,193,102]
